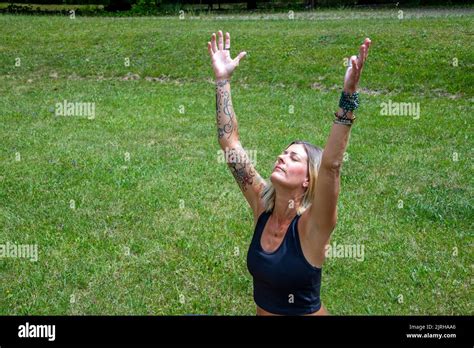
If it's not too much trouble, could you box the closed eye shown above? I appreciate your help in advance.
[283,150,301,161]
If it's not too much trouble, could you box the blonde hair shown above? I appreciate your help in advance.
[261,140,323,215]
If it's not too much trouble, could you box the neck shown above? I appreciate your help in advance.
[272,187,304,225]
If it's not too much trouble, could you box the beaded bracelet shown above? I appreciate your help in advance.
[335,109,354,120]
[334,91,360,126]
[339,91,360,111]
[334,111,356,126]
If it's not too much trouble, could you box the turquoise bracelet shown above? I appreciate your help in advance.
[339,91,360,111]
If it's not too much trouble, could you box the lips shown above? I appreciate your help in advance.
[274,165,286,173]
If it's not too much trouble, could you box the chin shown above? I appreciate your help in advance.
[270,171,287,186]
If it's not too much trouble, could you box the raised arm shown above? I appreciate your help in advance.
[208,30,266,218]
[307,38,372,236]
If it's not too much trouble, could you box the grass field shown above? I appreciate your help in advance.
[0,7,472,315]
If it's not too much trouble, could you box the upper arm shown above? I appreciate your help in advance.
[224,141,267,219]
[303,164,340,238]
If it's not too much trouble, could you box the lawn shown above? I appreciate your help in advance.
[0,7,472,315]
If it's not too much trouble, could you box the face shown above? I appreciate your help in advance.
[271,144,309,191]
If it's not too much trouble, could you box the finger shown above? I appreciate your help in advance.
[218,30,224,50]
[358,44,366,67]
[364,38,371,60]
[233,51,247,66]
[207,42,213,58]
[350,55,359,71]
[211,33,217,53]
[225,32,231,50]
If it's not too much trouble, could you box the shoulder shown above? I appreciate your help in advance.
[298,208,311,237]
[298,206,332,252]
[297,206,323,247]
[253,204,267,228]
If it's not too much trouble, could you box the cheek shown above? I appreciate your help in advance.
[289,163,307,178]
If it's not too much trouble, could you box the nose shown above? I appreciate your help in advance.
[277,154,286,165]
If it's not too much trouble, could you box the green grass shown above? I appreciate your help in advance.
[0,7,472,315]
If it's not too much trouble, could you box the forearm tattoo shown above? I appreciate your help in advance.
[215,79,235,139]
[226,147,256,192]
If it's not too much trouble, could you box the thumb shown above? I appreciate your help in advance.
[233,51,247,66]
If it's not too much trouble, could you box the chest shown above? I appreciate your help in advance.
[249,218,320,289]
[259,215,325,269]
[260,220,292,253]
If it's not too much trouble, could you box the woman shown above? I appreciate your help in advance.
[207,31,371,315]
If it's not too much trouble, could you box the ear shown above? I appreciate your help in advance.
[302,177,309,189]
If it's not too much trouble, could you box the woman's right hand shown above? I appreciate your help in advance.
[207,30,247,81]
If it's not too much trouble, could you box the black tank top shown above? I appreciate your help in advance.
[246,209,322,315]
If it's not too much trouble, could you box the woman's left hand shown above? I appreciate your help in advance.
[343,38,372,93]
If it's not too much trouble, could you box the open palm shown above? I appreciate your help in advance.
[344,38,372,93]
[207,31,246,80]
